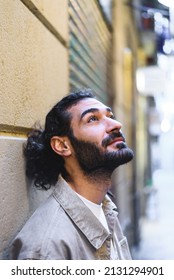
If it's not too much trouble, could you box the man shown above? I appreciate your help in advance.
[10,88,134,260]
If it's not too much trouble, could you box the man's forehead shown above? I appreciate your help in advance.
[69,98,109,115]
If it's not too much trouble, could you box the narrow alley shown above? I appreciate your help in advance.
[133,169,174,260]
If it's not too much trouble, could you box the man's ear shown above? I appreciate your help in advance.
[50,136,72,157]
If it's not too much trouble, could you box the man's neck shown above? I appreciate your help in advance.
[64,170,112,205]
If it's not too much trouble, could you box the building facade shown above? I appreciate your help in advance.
[0,0,149,259]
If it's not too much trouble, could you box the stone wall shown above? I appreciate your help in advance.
[0,0,69,259]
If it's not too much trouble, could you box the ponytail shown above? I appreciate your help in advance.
[23,125,64,190]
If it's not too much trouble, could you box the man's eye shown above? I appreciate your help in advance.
[87,115,98,123]
[109,114,115,120]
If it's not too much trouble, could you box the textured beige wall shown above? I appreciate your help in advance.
[32,0,68,41]
[0,0,69,259]
[0,0,69,127]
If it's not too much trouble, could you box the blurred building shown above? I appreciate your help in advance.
[1,0,172,259]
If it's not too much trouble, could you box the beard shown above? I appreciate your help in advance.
[68,131,134,179]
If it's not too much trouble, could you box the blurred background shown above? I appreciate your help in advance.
[1,0,174,259]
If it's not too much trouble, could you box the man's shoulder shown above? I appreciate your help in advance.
[9,193,79,259]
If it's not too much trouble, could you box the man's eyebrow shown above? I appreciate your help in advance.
[80,108,99,120]
[80,107,112,120]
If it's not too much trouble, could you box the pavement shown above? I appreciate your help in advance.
[132,169,174,260]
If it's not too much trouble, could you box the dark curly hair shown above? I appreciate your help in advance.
[24,88,95,190]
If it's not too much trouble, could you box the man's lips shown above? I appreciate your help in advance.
[108,137,125,146]
[102,132,126,148]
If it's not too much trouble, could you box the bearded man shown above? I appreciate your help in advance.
[10,89,134,260]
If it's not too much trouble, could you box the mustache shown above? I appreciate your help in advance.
[102,131,126,148]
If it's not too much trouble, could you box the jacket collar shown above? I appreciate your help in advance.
[52,177,117,250]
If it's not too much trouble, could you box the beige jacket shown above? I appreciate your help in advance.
[10,178,132,260]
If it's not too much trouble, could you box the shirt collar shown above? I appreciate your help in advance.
[52,177,117,249]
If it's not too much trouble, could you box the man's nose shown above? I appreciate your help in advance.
[106,118,122,133]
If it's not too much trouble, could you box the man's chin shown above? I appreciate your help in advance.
[104,147,134,169]
[115,147,134,165]
[80,147,134,179]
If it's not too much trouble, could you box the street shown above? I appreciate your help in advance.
[133,169,174,260]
